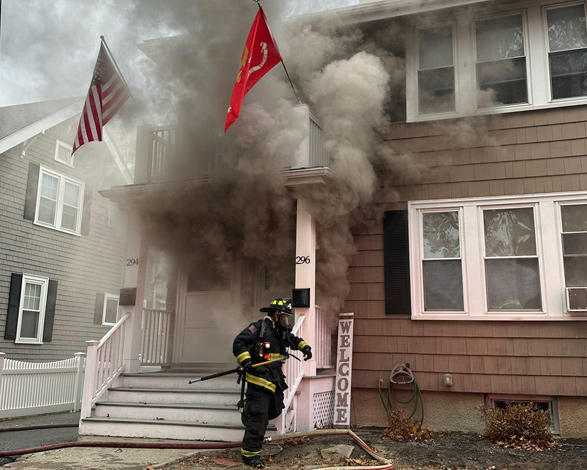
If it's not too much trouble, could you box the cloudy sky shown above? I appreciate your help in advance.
[0,0,359,107]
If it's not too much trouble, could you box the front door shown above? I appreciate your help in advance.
[174,261,241,367]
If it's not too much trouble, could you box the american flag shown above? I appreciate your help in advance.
[72,43,130,155]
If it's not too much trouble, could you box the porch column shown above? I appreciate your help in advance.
[121,215,148,374]
[295,198,317,377]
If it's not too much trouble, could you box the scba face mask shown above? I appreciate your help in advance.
[279,313,290,328]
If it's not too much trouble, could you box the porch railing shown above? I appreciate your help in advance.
[0,352,85,419]
[80,312,129,419]
[141,308,174,366]
[278,314,306,434]
[315,305,334,369]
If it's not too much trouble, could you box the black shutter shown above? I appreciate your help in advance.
[42,280,58,342]
[5,273,23,340]
[24,162,40,221]
[94,293,105,325]
[383,210,411,314]
[81,184,93,236]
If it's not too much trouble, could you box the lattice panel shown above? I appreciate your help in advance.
[312,390,334,428]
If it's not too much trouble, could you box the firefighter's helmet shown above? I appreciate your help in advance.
[260,298,293,315]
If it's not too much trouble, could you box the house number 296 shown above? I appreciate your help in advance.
[126,258,139,266]
[296,256,311,264]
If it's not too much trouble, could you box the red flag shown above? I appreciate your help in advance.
[72,43,130,155]
[225,6,282,132]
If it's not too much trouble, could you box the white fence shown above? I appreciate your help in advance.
[0,352,85,419]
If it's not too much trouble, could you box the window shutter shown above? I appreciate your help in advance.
[94,293,105,325]
[5,273,23,340]
[81,184,93,236]
[383,210,411,314]
[24,162,40,221]
[42,280,58,342]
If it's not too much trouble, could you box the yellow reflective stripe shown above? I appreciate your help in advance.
[268,353,285,363]
[237,351,251,363]
[245,373,276,392]
[242,449,261,457]
[298,341,308,350]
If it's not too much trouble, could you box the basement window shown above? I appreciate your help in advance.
[487,395,560,434]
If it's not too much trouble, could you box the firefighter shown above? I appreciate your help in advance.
[233,298,312,468]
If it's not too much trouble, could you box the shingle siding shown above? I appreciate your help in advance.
[348,106,587,398]
[0,120,127,360]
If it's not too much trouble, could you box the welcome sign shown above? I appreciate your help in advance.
[333,313,354,427]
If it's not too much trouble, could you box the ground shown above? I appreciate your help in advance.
[157,429,587,470]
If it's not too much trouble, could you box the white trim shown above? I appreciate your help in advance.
[102,294,120,326]
[34,165,84,236]
[0,99,83,155]
[408,191,587,320]
[54,139,74,167]
[15,274,49,344]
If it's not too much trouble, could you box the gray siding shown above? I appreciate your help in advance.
[0,120,128,360]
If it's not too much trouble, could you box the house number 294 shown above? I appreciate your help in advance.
[126,258,139,266]
[296,256,311,264]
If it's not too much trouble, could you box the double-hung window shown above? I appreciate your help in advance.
[17,275,49,343]
[475,14,528,107]
[35,167,84,235]
[407,192,587,319]
[547,3,587,99]
[407,1,587,121]
[418,24,455,115]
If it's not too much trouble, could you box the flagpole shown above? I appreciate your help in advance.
[255,1,302,104]
[100,36,146,124]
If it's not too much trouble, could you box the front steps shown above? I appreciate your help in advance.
[79,371,277,442]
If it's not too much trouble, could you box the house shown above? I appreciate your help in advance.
[0,97,130,361]
[79,0,587,440]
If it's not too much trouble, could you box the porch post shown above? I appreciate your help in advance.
[121,215,149,374]
[295,198,317,377]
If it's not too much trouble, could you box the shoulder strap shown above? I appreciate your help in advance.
[258,318,267,340]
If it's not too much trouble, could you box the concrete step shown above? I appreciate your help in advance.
[94,401,242,425]
[79,416,278,442]
[107,388,242,406]
[79,417,246,442]
[119,372,242,390]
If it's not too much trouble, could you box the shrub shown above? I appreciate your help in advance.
[382,409,432,441]
[481,403,559,451]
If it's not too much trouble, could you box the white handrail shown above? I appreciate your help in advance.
[80,312,130,419]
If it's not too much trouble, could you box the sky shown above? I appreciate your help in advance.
[0,0,359,107]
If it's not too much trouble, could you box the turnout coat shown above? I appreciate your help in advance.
[233,316,309,393]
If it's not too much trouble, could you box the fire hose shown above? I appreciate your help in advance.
[0,427,393,470]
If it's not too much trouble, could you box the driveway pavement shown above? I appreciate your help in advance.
[0,412,206,469]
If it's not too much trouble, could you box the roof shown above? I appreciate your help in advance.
[0,96,83,155]
[294,0,491,24]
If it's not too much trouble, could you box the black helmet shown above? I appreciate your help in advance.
[260,298,293,315]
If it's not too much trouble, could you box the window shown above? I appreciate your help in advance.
[407,1,587,121]
[406,192,587,319]
[4,274,58,344]
[35,167,84,235]
[547,4,587,99]
[102,294,119,326]
[422,211,464,310]
[54,140,74,166]
[418,24,455,114]
[475,14,528,107]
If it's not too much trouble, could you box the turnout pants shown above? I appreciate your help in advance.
[241,383,284,460]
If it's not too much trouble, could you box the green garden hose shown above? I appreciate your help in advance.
[377,363,425,426]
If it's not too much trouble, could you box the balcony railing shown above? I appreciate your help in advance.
[140,308,174,366]
[315,305,334,369]
[143,105,329,184]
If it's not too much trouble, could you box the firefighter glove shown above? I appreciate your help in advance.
[302,346,312,361]
[241,358,253,371]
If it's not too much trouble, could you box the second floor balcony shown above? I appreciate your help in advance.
[134,104,330,185]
